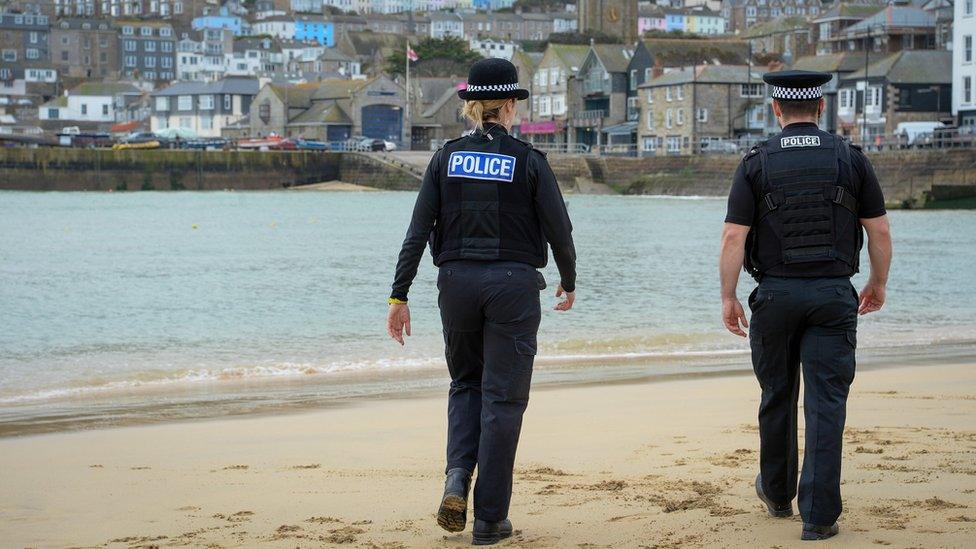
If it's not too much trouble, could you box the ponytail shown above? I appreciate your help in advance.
[462,99,512,130]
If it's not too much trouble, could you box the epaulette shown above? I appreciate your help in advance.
[436,134,466,152]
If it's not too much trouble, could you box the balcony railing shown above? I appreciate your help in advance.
[571,109,608,127]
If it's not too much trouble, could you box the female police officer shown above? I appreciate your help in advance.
[386,57,577,545]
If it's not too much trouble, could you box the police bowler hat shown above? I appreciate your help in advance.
[457,58,530,101]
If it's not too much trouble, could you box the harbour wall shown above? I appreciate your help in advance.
[2,148,975,205]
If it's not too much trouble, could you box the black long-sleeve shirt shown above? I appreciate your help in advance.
[390,129,576,301]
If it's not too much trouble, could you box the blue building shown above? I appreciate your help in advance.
[664,11,686,32]
[192,8,248,36]
[294,19,335,47]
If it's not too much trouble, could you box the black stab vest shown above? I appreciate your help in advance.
[430,131,547,268]
[745,131,862,280]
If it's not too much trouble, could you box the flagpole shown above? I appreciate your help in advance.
[405,38,411,150]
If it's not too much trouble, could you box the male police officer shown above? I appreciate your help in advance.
[718,70,892,541]
[387,58,576,545]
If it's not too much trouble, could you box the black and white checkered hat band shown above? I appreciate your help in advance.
[771,85,823,100]
[465,83,519,92]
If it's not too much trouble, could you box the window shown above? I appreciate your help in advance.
[644,67,652,82]
[839,89,854,111]
[161,41,173,52]
[160,27,172,37]
[29,31,38,43]
[539,69,548,89]
[968,0,974,15]
[667,136,681,153]
[224,94,232,111]
[666,108,673,128]
[676,86,683,100]
[676,108,684,125]
[539,96,551,116]
[646,110,654,130]
[967,77,973,104]
[161,57,172,68]
[146,41,156,52]
[696,108,708,123]
[550,68,559,87]
[81,104,88,115]
[643,136,657,151]
[666,87,672,101]
[26,48,39,60]
[179,116,192,129]
[48,108,60,119]
[865,86,882,110]
[178,95,193,111]
[630,69,637,90]
[553,95,566,115]
[145,56,156,68]
[123,26,134,35]
[125,40,136,52]
[145,71,156,81]
[2,50,16,62]
[141,27,152,36]
[967,36,973,63]
[100,37,109,48]
[125,55,137,67]
[200,114,213,130]
[741,83,764,98]
[156,97,169,111]
[102,104,109,115]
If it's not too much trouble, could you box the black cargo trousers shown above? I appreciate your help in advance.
[749,276,858,527]
[437,259,544,523]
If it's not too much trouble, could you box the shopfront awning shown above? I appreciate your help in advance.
[601,121,637,135]
[519,120,563,135]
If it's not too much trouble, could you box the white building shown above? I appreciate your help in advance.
[251,16,296,40]
[469,38,516,60]
[552,10,578,34]
[39,82,140,123]
[430,12,464,38]
[954,0,976,127]
[150,77,260,137]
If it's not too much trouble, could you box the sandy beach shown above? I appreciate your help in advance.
[1,362,974,548]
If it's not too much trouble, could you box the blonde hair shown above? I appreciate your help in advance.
[461,99,512,130]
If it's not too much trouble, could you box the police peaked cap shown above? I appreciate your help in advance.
[763,70,832,101]
[458,58,530,101]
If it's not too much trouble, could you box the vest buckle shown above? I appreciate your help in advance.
[763,194,778,212]
[832,186,845,204]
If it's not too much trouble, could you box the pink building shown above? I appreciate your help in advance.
[638,6,667,35]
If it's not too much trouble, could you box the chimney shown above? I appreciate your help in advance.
[652,58,664,79]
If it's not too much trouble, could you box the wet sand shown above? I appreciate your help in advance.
[1,362,973,548]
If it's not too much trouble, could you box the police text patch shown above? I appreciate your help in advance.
[447,151,516,182]
[780,135,821,148]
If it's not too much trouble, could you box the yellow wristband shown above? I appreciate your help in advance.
[388,298,408,305]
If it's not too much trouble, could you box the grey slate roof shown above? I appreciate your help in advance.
[152,77,260,96]
[640,64,762,88]
[842,50,951,84]
[845,6,936,34]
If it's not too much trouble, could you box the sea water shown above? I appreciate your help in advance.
[1,191,974,434]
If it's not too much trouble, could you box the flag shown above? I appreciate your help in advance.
[407,46,419,62]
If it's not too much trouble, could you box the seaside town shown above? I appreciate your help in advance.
[0,0,965,155]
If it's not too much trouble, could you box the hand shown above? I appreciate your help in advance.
[722,297,749,337]
[386,303,411,345]
[555,284,575,311]
[858,281,886,315]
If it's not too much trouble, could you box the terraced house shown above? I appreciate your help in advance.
[569,43,635,151]
[118,20,176,82]
[523,43,588,148]
[637,65,765,156]
[50,18,119,80]
[150,77,259,138]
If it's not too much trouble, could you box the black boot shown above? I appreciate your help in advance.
[755,473,793,518]
[437,468,472,532]
[472,518,513,545]
[801,522,839,541]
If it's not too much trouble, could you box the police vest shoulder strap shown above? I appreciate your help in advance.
[509,135,545,156]
[755,140,778,220]
[832,136,859,215]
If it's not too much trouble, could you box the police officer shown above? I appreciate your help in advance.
[386,57,577,545]
[719,70,892,541]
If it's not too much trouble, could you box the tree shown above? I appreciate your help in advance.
[386,36,483,77]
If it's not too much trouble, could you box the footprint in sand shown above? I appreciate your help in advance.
[292,463,321,469]
[222,464,249,470]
